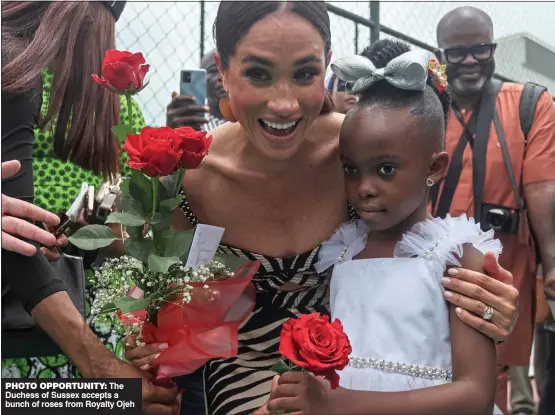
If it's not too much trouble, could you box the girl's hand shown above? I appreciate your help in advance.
[124,335,168,372]
[252,376,279,415]
[266,371,332,415]
[441,251,519,343]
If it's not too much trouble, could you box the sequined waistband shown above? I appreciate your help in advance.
[348,355,452,381]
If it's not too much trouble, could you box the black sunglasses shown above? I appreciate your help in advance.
[438,43,497,64]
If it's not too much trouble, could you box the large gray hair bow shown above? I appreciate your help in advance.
[331,50,430,94]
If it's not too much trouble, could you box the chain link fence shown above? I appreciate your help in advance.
[116,1,555,127]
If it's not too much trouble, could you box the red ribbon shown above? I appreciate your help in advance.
[122,260,260,381]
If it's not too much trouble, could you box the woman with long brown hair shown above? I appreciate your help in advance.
[1,1,147,379]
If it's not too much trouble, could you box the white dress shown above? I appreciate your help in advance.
[315,214,503,412]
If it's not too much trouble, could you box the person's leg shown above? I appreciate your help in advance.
[497,366,510,415]
[508,366,535,414]
[538,330,555,415]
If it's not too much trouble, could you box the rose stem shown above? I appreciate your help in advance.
[152,179,159,217]
[172,169,185,197]
[126,93,133,132]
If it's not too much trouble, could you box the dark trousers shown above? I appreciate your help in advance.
[175,369,206,415]
[538,330,555,415]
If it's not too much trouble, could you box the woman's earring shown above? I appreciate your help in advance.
[219,96,237,123]
[426,178,435,187]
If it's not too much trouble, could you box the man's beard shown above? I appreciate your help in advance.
[446,60,496,97]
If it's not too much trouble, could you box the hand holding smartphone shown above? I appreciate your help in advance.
[166,70,209,129]
[180,69,207,105]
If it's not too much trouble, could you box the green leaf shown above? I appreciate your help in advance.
[116,297,152,314]
[125,237,155,263]
[147,254,180,273]
[161,171,183,198]
[99,297,152,315]
[160,229,194,258]
[121,197,146,218]
[213,253,249,271]
[120,178,130,197]
[129,169,153,211]
[270,360,291,375]
[105,212,146,227]
[98,301,117,315]
[153,228,176,255]
[157,180,170,201]
[160,196,183,212]
[126,226,143,239]
[148,212,166,225]
[152,217,172,232]
[68,225,117,250]
[112,124,133,142]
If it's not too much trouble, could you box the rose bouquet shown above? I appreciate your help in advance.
[69,50,260,380]
[271,313,351,389]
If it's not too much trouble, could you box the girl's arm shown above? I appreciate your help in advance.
[268,245,497,415]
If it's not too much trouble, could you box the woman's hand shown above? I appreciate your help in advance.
[2,160,61,255]
[266,371,332,415]
[441,251,519,343]
[124,335,168,372]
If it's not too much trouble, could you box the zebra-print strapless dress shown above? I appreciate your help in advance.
[180,196,357,415]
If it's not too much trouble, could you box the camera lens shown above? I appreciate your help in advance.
[182,72,191,83]
[486,209,508,231]
[489,215,504,230]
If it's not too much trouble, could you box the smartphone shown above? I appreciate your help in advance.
[180,69,207,105]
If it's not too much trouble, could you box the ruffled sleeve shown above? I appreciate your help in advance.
[314,219,368,274]
[393,214,503,269]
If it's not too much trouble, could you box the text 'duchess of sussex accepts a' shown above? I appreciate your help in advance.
[2,379,141,414]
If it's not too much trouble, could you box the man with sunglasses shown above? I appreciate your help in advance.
[435,6,555,415]
[326,73,358,114]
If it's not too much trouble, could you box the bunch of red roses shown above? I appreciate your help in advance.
[69,49,259,382]
[91,50,211,178]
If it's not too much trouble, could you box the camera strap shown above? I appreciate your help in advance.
[492,109,525,211]
[472,80,503,221]
[431,80,502,220]
[431,106,478,217]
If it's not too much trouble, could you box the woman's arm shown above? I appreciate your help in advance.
[267,246,497,415]
[441,251,518,343]
[1,87,69,309]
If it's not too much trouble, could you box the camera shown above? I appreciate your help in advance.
[181,71,192,83]
[89,177,122,224]
[480,202,520,234]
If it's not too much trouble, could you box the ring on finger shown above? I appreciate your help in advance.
[494,337,508,345]
[481,305,494,321]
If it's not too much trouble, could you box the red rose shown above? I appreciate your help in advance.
[279,313,352,389]
[123,127,184,177]
[92,50,150,94]
[174,127,212,169]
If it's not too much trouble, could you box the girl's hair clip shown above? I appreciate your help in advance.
[427,59,448,93]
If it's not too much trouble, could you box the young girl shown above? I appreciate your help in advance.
[265,39,501,414]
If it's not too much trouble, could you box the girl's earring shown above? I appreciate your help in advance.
[426,178,435,187]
